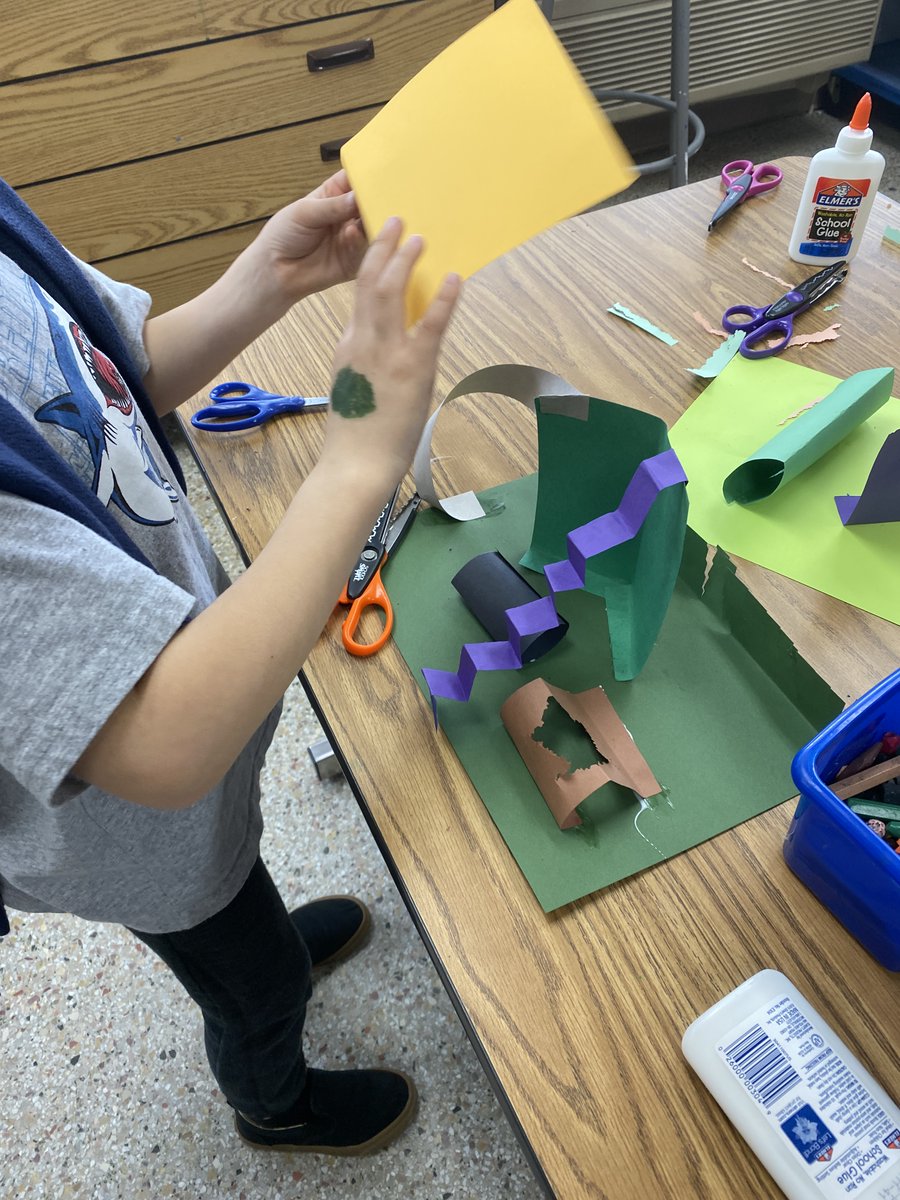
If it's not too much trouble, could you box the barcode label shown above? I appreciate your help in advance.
[724,1022,801,1109]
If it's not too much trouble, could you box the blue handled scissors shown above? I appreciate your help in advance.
[191,382,329,431]
[722,260,847,359]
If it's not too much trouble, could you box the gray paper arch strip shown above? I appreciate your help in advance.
[412,364,580,521]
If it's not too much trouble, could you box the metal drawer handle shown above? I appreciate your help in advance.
[320,137,351,162]
[307,38,374,72]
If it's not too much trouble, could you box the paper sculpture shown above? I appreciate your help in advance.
[668,355,900,625]
[385,484,844,911]
[521,396,689,679]
[452,551,569,664]
[500,678,660,829]
[422,446,687,717]
[835,430,900,525]
[722,366,894,504]
[412,364,580,521]
[340,0,635,323]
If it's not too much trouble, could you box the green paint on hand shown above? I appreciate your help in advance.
[331,367,375,418]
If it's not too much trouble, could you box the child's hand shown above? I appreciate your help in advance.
[254,170,368,304]
[321,217,461,484]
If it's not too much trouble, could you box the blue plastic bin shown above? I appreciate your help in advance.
[785,668,900,971]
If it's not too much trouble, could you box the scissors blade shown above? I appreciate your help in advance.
[708,169,753,231]
[344,484,402,601]
[384,495,421,555]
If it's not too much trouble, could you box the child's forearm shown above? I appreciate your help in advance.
[141,250,292,417]
[73,458,393,809]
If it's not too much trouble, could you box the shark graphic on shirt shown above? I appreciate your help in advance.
[29,277,178,525]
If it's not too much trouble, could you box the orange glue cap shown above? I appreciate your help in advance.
[850,92,872,131]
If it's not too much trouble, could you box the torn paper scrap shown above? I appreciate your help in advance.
[692,311,728,339]
[723,367,895,504]
[687,331,745,378]
[608,303,678,345]
[422,448,687,719]
[741,257,792,289]
[777,398,824,426]
[500,678,660,830]
[883,227,900,248]
[412,364,580,521]
[788,323,841,349]
[341,0,635,323]
[835,429,900,525]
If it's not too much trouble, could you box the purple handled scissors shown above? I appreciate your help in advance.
[722,260,847,359]
[708,159,784,231]
[191,381,329,432]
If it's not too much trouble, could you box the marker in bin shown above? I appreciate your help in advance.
[829,731,900,850]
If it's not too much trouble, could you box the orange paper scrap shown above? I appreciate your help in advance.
[341,0,635,322]
[500,678,660,830]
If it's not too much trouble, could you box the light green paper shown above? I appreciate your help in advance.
[518,395,687,680]
[608,303,678,346]
[722,366,893,504]
[883,226,900,247]
[386,474,841,912]
[669,355,900,625]
[687,330,745,378]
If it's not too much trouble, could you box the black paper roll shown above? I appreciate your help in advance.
[451,550,569,664]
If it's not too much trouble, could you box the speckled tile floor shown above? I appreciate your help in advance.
[0,433,544,1200]
[4,98,899,1200]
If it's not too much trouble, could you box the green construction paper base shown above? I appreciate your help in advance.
[670,355,900,624]
[388,473,841,912]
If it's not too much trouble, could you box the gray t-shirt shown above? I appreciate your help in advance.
[0,251,278,933]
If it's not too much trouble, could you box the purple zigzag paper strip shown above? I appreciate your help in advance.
[422,449,687,723]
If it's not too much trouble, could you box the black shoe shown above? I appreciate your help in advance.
[289,895,371,969]
[234,1067,417,1156]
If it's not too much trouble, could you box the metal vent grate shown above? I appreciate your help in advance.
[553,0,883,117]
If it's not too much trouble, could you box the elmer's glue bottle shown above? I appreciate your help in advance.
[683,969,900,1199]
[788,93,885,265]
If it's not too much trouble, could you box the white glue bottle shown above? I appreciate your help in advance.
[788,93,885,264]
[682,969,900,1199]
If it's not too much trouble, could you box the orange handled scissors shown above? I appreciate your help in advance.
[339,487,421,657]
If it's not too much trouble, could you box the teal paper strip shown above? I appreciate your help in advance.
[608,303,678,346]
[882,227,900,247]
[687,330,745,378]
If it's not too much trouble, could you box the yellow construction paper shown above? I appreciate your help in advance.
[669,355,900,625]
[341,0,635,322]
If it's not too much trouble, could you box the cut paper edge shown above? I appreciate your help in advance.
[607,303,678,346]
[422,448,688,722]
[687,330,745,377]
[882,226,900,247]
[500,677,661,829]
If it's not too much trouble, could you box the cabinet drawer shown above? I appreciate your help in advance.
[6,1,375,79]
[3,0,488,185]
[20,108,380,260]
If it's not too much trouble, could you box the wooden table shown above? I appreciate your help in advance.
[179,157,900,1199]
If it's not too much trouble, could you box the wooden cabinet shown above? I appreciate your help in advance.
[6,0,492,312]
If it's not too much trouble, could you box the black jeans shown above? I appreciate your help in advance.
[129,857,311,1121]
